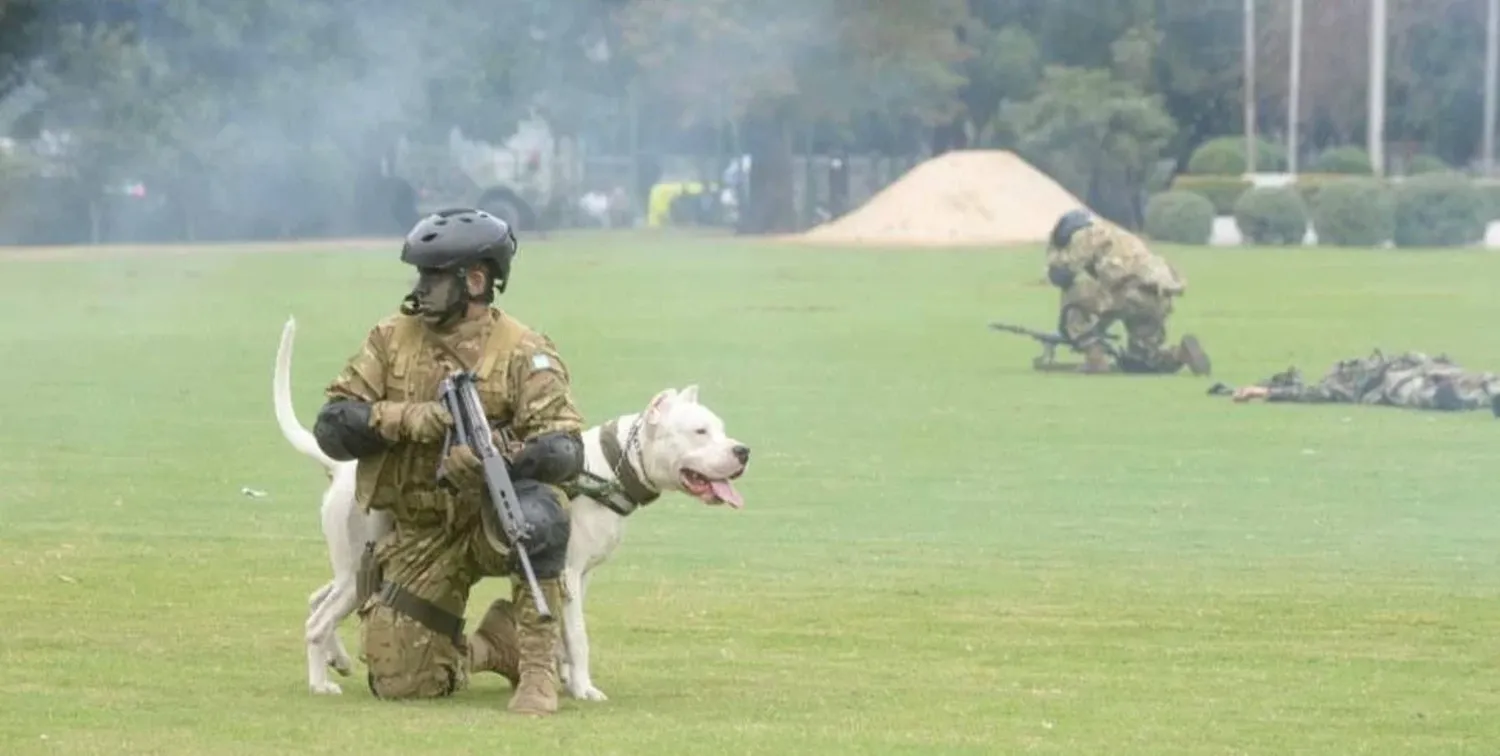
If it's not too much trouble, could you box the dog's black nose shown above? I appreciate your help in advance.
[732,445,750,464]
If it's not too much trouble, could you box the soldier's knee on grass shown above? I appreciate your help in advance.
[361,603,467,700]
[513,479,570,580]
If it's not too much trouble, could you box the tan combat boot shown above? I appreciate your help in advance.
[1078,342,1112,374]
[507,578,565,716]
[1176,335,1212,376]
[467,598,521,688]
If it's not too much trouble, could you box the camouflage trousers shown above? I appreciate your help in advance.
[1384,373,1500,410]
[358,485,564,699]
[1059,277,1184,373]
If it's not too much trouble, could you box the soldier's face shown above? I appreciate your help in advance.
[410,268,465,323]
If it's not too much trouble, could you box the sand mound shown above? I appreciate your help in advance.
[797,150,1091,247]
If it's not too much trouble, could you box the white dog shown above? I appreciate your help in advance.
[274,317,749,700]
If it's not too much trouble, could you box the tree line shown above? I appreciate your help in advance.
[0,0,1489,243]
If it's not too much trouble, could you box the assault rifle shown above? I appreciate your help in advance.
[987,321,1119,370]
[437,370,551,619]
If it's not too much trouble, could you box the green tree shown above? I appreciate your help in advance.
[1250,0,1489,166]
[956,20,1041,146]
[0,0,44,101]
[26,18,170,241]
[1001,64,1177,229]
[963,1,1247,168]
[1385,0,1487,166]
[618,0,970,234]
[1147,1,1246,163]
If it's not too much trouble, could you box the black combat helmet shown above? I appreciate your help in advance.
[1049,208,1094,250]
[400,208,518,292]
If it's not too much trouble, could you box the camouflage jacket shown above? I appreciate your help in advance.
[1261,349,1500,410]
[325,307,584,513]
[1047,224,1186,296]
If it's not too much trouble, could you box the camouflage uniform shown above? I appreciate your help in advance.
[1047,222,1208,375]
[325,307,584,704]
[1252,350,1500,410]
[314,208,583,716]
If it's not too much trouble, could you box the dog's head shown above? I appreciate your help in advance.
[634,385,749,509]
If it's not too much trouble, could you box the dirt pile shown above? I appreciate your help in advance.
[797,150,1091,247]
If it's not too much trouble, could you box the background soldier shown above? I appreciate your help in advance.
[310,208,585,716]
[1045,209,1211,376]
[1223,349,1500,411]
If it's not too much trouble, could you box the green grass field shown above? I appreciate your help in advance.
[2,231,1498,755]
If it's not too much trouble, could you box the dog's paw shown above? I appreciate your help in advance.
[568,682,608,702]
[309,680,344,695]
[327,654,353,677]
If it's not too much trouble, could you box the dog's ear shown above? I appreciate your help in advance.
[645,388,677,424]
[678,385,700,405]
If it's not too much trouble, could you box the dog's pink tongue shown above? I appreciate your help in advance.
[710,480,744,509]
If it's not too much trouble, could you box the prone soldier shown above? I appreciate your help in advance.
[1223,349,1500,411]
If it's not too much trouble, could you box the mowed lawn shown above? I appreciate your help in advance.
[1,231,1498,755]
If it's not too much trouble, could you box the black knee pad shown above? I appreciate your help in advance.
[512,479,570,579]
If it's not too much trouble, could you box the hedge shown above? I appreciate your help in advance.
[1170,173,1381,216]
[1169,175,1252,214]
[1144,191,1216,245]
[1392,172,1488,248]
[1405,154,1450,175]
[1165,169,1499,247]
[1309,146,1374,175]
[1474,179,1500,223]
[1287,173,1375,208]
[1233,186,1308,245]
[1186,136,1288,175]
[1310,178,1394,247]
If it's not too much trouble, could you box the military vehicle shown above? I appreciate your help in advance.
[373,114,578,233]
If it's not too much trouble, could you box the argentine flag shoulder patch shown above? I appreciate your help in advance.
[531,353,554,371]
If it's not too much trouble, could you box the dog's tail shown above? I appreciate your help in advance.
[275,316,339,472]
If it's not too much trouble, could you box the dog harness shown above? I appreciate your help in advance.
[563,418,659,517]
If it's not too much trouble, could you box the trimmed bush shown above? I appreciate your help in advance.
[1186,136,1288,175]
[1233,186,1308,245]
[1392,172,1488,248]
[1289,172,1383,208]
[1405,154,1450,175]
[1170,175,1252,214]
[1310,146,1373,175]
[1310,178,1394,247]
[1144,191,1216,245]
[1473,179,1500,223]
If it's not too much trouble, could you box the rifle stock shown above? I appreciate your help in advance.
[438,371,552,620]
